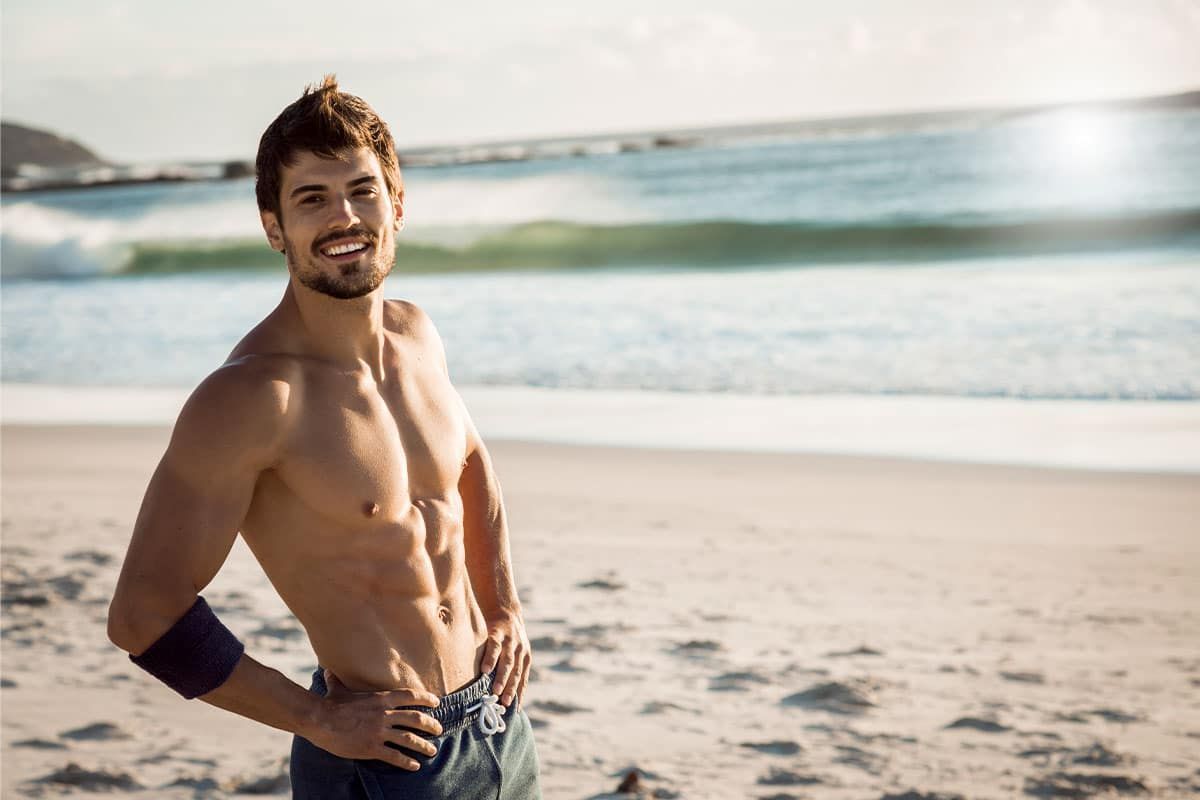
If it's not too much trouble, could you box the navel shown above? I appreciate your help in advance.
[362,501,380,518]
[438,605,453,626]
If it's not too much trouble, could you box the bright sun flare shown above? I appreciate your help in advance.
[1045,110,1125,172]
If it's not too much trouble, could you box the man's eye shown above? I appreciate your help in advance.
[301,195,322,205]
[355,188,377,197]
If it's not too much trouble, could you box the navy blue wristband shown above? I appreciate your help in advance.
[129,596,245,699]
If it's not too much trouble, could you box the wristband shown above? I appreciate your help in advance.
[129,596,245,699]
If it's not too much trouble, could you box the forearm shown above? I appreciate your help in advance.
[198,653,325,740]
[460,450,523,618]
[465,529,521,619]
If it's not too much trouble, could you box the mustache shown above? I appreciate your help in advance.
[312,228,377,252]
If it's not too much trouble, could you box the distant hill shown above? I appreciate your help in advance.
[1,122,108,178]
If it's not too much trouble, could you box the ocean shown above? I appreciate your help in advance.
[2,103,1199,466]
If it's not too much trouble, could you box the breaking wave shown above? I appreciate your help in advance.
[4,208,1200,280]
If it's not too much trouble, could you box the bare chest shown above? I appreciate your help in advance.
[270,369,468,527]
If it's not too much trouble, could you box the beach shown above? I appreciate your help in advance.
[3,424,1198,798]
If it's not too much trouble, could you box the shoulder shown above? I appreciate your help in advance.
[169,355,298,470]
[384,299,441,341]
[385,299,448,361]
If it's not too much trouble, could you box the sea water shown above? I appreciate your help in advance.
[2,104,1199,464]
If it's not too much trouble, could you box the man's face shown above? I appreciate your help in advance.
[261,147,402,300]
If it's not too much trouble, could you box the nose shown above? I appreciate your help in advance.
[326,194,359,229]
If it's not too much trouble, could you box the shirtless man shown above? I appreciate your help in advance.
[107,77,541,799]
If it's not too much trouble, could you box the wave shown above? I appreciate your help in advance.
[4,209,1199,280]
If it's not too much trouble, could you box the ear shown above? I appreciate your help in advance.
[260,210,286,253]
[393,199,404,232]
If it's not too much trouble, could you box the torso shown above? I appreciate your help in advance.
[232,300,487,694]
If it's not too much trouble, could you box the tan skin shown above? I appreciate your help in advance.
[107,147,532,772]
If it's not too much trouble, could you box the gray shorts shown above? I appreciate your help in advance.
[290,668,541,799]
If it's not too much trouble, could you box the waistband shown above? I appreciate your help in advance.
[310,668,496,736]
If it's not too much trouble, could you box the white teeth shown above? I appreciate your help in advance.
[323,242,367,256]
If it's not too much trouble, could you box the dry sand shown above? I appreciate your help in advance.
[2,425,1198,798]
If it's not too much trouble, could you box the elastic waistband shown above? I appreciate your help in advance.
[310,668,495,736]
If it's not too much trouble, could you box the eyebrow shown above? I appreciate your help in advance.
[289,174,379,199]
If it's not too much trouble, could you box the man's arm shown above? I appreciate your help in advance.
[107,362,442,770]
[458,411,532,709]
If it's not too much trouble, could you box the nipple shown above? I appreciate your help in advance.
[363,501,380,518]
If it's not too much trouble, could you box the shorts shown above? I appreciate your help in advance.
[290,667,542,799]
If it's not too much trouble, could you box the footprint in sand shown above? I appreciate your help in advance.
[577,577,625,591]
[59,722,133,742]
[640,701,692,715]
[824,645,885,658]
[670,639,723,657]
[32,763,142,792]
[781,680,877,715]
[13,737,68,750]
[999,670,1045,684]
[739,740,802,756]
[529,699,592,715]
[756,767,823,787]
[709,670,771,692]
[833,744,886,775]
[529,635,576,653]
[64,550,114,566]
[879,792,965,800]
[227,768,291,794]
[944,716,1010,733]
[1087,708,1145,724]
[251,619,306,641]
[164,776,221,793]
[549,656,588,673]
[1023,772,1149,796]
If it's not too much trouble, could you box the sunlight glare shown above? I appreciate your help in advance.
[1044,110,1126,173]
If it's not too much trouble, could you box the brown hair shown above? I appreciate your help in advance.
[255,75,403,219]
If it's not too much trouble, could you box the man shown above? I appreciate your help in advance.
[107,76,541,799]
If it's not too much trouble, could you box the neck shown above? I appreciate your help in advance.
[282,280,387,381]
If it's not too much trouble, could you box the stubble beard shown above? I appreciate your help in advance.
[285,230,395,300]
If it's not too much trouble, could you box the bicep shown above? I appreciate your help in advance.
[110,368,284,647]
[122,444,257,599]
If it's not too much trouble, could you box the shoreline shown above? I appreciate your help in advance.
[4,383,1199,473]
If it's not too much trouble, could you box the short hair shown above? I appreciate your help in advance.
[255,75,403,219]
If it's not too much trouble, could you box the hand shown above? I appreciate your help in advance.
[308,669,443,771]
[479,610,532,708]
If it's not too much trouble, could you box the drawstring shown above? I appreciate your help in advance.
[465,694,507,735]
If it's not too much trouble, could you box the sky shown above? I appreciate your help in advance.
[3,0,1200,163]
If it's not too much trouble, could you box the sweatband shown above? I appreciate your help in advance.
[129,596,245,699]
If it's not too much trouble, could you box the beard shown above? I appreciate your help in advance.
[285,227,395,300]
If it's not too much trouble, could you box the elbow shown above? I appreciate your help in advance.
[107,599,139,653]
[107,588,200,655]
[107,589,158,654]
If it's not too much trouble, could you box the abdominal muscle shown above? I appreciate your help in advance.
[240,494,490,696]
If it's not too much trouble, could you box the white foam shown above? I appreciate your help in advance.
[3,383,1196,473]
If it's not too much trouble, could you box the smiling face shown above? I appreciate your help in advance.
[260,147,403,300]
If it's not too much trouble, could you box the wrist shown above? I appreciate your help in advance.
[298,693,332,741]
[486,604,522,622]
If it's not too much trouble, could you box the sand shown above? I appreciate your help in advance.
[2,425,1198,798]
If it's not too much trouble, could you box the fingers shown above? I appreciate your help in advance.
[515,649,532,708]
[375,744,423,772]
[385,688,441,709]
[385,708,443,737]
[493,641,518,704]
[384,729,438,759]
[479,634,502,674]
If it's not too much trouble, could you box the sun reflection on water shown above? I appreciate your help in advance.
[1042,109,1131,173]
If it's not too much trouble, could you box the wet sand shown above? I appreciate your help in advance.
[2,425,1198,798]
